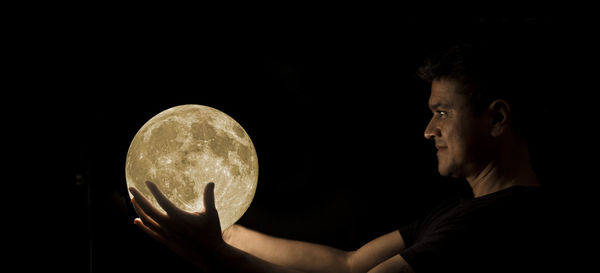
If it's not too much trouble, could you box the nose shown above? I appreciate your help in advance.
[424,119,440,140]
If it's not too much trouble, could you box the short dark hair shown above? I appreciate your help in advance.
[417,41,547,139]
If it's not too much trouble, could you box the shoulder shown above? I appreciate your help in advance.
[397,186,551,272]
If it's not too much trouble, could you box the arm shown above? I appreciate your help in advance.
[205,242,305,273]
[131,181,411,273]
[348,230,408,273]
[366,255,414,273]
[224,225,409,273]
[223,225,351,273]
[209,239,414,273]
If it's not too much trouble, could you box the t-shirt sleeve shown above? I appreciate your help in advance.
[397,220,420,248]
[398,220,465,273]
[396,199,466,273]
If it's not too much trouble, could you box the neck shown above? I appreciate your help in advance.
[466,139,540,198]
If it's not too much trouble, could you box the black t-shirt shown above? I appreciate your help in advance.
[399,186,552,273]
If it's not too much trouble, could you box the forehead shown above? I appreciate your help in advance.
[428,79,470,108]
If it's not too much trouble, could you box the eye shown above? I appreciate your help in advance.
[436,110,448,117]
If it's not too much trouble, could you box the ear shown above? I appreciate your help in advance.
[488,99,511,137]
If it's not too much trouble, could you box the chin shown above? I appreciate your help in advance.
[437,166,450,177]
[438,164,460,178]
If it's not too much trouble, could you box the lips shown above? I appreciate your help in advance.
[436,145,447,154]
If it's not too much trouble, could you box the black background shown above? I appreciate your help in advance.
[14,11,590,272]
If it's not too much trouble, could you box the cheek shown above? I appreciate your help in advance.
[444,124,470,158]
[453,124,488,158]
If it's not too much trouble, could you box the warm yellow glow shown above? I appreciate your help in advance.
[125,104,258,230]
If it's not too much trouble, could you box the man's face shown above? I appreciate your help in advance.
[424,79,491,178]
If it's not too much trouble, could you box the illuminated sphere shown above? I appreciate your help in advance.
[125,104,258,230]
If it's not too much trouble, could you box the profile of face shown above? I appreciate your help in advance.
[424,79,492,178]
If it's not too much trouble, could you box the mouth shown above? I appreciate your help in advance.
[436,145,447,154]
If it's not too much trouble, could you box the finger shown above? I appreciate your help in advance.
[145,181,183,216]
[204,182,217,214]
[129,186,168,223]
[134,218,167,244]
[132,198,163,233]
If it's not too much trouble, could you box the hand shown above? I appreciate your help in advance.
[129,181,224,268]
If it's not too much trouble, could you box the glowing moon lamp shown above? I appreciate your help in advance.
[125,104,258,230]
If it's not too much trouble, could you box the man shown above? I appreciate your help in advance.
[129,42,550,272]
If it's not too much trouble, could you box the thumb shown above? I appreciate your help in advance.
[203,182,217,214]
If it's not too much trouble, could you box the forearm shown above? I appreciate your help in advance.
[201,242,304,273]
[224,225,352,273]
[348,230,406,273]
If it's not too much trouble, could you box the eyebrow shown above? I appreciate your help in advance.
[429,103,451,110]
